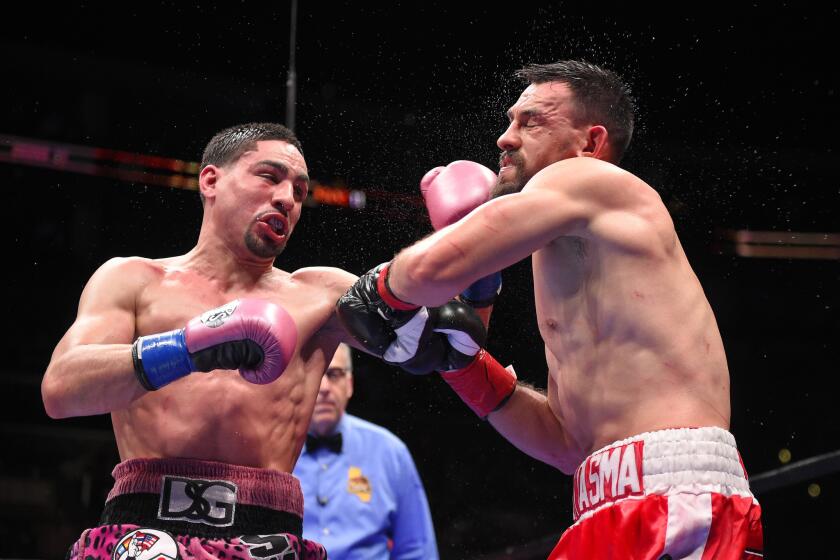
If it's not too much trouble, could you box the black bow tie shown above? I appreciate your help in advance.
[306,432,343,454]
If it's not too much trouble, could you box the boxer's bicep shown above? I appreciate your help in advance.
[51,258,142,360]
[43,258,149,418]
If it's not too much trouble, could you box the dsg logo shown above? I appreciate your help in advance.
[200,300,240,328]
[158,476,238,526]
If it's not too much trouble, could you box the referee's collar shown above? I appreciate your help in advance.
[306,413,351,453]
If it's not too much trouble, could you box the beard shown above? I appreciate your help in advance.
[491,152,529,199]
[244,227,287,258]
[490,177,523,199]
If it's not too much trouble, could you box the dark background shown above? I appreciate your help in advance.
[2,2,838,558]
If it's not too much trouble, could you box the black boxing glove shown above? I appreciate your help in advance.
[433,300,516,419]
[336,262,446,374]
[430,300,487,370]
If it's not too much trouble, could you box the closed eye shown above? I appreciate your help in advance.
[516,109,542,129]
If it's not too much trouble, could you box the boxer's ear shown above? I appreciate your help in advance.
[199,165,220,203]
[581,125,609,160]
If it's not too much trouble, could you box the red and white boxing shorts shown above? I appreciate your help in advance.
[550,427,763,559]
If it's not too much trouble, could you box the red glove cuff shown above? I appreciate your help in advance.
[440,349,517,418]
[376,263,420,311]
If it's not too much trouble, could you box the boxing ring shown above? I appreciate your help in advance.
[3,133,839,558]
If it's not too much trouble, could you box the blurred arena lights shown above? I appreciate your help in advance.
[717,228,840,260]
[5,134,837,246]
[0,133,200,189]
[778,448,792,464]
[0,134,372,210]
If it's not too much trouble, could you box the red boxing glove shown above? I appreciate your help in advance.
[420,160,496,230]
[440,349,517,419]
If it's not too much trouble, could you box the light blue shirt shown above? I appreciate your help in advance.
[293,414,438,560]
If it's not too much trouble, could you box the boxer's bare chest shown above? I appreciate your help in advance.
[113,264,340,469]
[532,237,597,349]
[134,266,330,344]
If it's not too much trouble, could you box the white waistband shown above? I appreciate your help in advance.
[596,427,749,495]
[573,427,753,521]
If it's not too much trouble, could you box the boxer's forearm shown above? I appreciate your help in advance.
[488,384,578,474]
[390,192,560,306]
[389,240,465,307]
[42,344,147,418]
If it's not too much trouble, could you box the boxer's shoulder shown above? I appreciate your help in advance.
[524,159,671,242]
[76,257,169,318]
[527,157,643,199]
[88,256,164,291]
[289,266,357,295]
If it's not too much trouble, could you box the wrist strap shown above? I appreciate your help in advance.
[459,272,502,309]
[376,263,419,311]
[132,329,194,390]
[131,341,157,391]
[440,349,516,419]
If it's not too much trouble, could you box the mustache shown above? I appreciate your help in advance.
[499,151,523,168]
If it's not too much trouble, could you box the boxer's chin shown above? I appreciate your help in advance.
[245,231,287,258]
[491,178,523,199]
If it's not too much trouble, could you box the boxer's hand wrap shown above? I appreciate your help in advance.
[337,263,447,375]
[131,299,298,390]
[441,349,517,419]
[420,160,503,308]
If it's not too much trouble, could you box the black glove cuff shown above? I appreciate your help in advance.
[131,339,157,391]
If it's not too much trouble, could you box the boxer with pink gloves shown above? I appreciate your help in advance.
[131,298,298,390]
[43,123,365,560]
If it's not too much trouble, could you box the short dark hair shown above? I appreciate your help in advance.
[516,60,636,161]
[200,122,303,171]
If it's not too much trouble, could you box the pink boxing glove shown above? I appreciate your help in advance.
[419,160,496,230]
[131,299,298,390]
[420,161,503,309]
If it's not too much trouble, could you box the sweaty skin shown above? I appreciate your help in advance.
[42,140,359,472]
[388,83,730,474]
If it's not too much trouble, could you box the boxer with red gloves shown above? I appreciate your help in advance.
[337,262,516,419]
[131,298,297,390]
[420,161,502,312]
[340,61,764,557]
